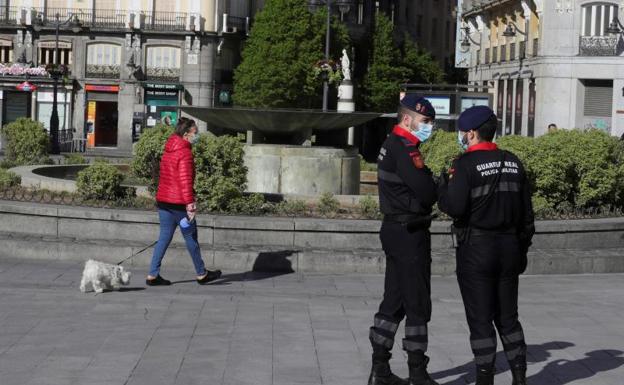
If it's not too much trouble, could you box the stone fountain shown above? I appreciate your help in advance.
[179,106,381,196]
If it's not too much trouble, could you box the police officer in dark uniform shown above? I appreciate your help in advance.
[368,95,439,385]
[437,106,535,385]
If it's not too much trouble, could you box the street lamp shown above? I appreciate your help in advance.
[308,0,352,112]
[607,17,624,35]
[460,26,481,50]
[502,21,527,38]
[33,13,82,154]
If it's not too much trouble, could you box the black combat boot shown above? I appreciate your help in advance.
[367,360,407,385]
[511,365,527,385]
[407,355,439,385]
[475,366,494,385]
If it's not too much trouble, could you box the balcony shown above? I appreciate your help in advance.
[579,35,624,56]
[145,67,180,82]
[0,7,20,25]
[86,64,120,79]
[0,7,190,32]
[143,11,187,32]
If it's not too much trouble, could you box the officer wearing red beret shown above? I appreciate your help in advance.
[367,94,439,385]
[437,106,535,385]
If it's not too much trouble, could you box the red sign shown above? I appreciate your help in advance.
[85,84,119,92]
[16,81,37,92]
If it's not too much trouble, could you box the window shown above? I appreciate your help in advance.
[485,47,490,64]
[431,18,437,44]
[357,0,363,24]
[510,42,516,60]
[501,44,507,62]
[582,2,619,36]
[476,49,481,65]
[533,38,538,56]
[153,0,175,13]
[146,46,181,80]
[493,46,498,62]
[519,40,526,59]
[86,43,121,78]
[0,39,12,64]
[38,41,72,66]
[416,15,423,37]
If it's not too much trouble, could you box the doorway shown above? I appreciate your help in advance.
[93,101,118,147]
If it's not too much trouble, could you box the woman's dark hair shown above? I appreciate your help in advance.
[175,117,196,137]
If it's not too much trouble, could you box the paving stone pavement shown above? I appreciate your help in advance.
[0,258,623,385]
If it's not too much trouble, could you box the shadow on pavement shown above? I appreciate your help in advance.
[206,250,297,286]
[431,341,623,385]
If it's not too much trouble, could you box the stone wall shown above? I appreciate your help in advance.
[0,200,623,274]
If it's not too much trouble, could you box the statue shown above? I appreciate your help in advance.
[341,49,351,81]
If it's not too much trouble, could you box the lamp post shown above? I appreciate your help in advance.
[309,0,351,111]
[460,26,481,50]
[33,13,82,154]
[607,17,624,35]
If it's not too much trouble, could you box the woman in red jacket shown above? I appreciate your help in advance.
[147,118,221,286]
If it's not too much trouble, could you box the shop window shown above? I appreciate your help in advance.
[146,46,181,81]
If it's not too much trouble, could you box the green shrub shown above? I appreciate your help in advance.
[76,162,128,201]
[1,118,51,165]
[359,155,377,172]
[276,199,309,217]
[131,124,174,194]
[317,192,340,217]
[0,168,20,189]
[63,153,88,165]
[227,193,270,215]
[358,195,381,219]
[0,159,17,169]
[193,134,252,212]
[420,130,461,175]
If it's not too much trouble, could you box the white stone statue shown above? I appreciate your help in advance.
[341,49,351,81]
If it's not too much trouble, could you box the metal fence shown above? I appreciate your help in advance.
[143,11,187,31]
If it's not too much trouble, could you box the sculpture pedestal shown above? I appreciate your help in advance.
[244,144,360,195]
[337,80,356,145]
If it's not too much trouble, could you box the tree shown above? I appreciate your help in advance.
[362,15,445,112]
[233,0,349,109]
[401,34,444,84]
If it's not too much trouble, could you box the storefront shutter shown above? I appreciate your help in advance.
[584,80,613,117]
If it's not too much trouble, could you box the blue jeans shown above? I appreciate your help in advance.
[149,208,207,277]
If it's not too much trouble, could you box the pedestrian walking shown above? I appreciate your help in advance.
[146,117,222,286]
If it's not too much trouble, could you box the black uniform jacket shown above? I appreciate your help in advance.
[377,125,437,217]
[437,142,535,239]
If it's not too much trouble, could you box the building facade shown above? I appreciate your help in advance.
[0,0,250,155]
[459,0,624,138]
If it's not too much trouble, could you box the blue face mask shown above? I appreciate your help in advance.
[189,134,199,145]
[458,131,468,150]
[413,122,433,143]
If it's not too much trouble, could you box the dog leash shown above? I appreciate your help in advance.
[116,241,158,266]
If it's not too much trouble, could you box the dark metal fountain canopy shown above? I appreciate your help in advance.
[178,106,383,134]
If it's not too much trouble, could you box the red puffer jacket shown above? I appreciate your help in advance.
[155,134,195,205]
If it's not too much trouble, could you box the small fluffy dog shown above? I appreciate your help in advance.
[80,259,132,293]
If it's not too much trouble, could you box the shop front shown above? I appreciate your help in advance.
[85,84,119,148]
[143,82,182,128]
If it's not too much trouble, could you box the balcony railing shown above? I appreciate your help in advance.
[0,6,20,25]
[145,67,180,81]
[579,35,624,56]
[86,64,120,79]
[1,8,189,32]
[143,11,187,31]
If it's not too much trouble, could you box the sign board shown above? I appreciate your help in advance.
[85,84,119,92]
[16,81,37,91]
[460,96,489,112]
[39,41,72,49]
[424,96,451,115]
[37,91,68,103]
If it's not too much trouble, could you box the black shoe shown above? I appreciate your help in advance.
[511,366,527,385]
[475,367,494,385]
[146,275,171,286]
[197,269,222,285]
[407,357,439,385]
[368,371,407,385]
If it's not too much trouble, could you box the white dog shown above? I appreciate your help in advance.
[80,259,132,293]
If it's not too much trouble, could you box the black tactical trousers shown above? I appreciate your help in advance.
[456,232,527,370]
[370,222,432,364]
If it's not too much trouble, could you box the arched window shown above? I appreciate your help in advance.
[86,43,121,78]
[582,2,619,36]
[146,46,180,81]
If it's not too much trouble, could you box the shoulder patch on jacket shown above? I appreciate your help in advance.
[410,151,424,169]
